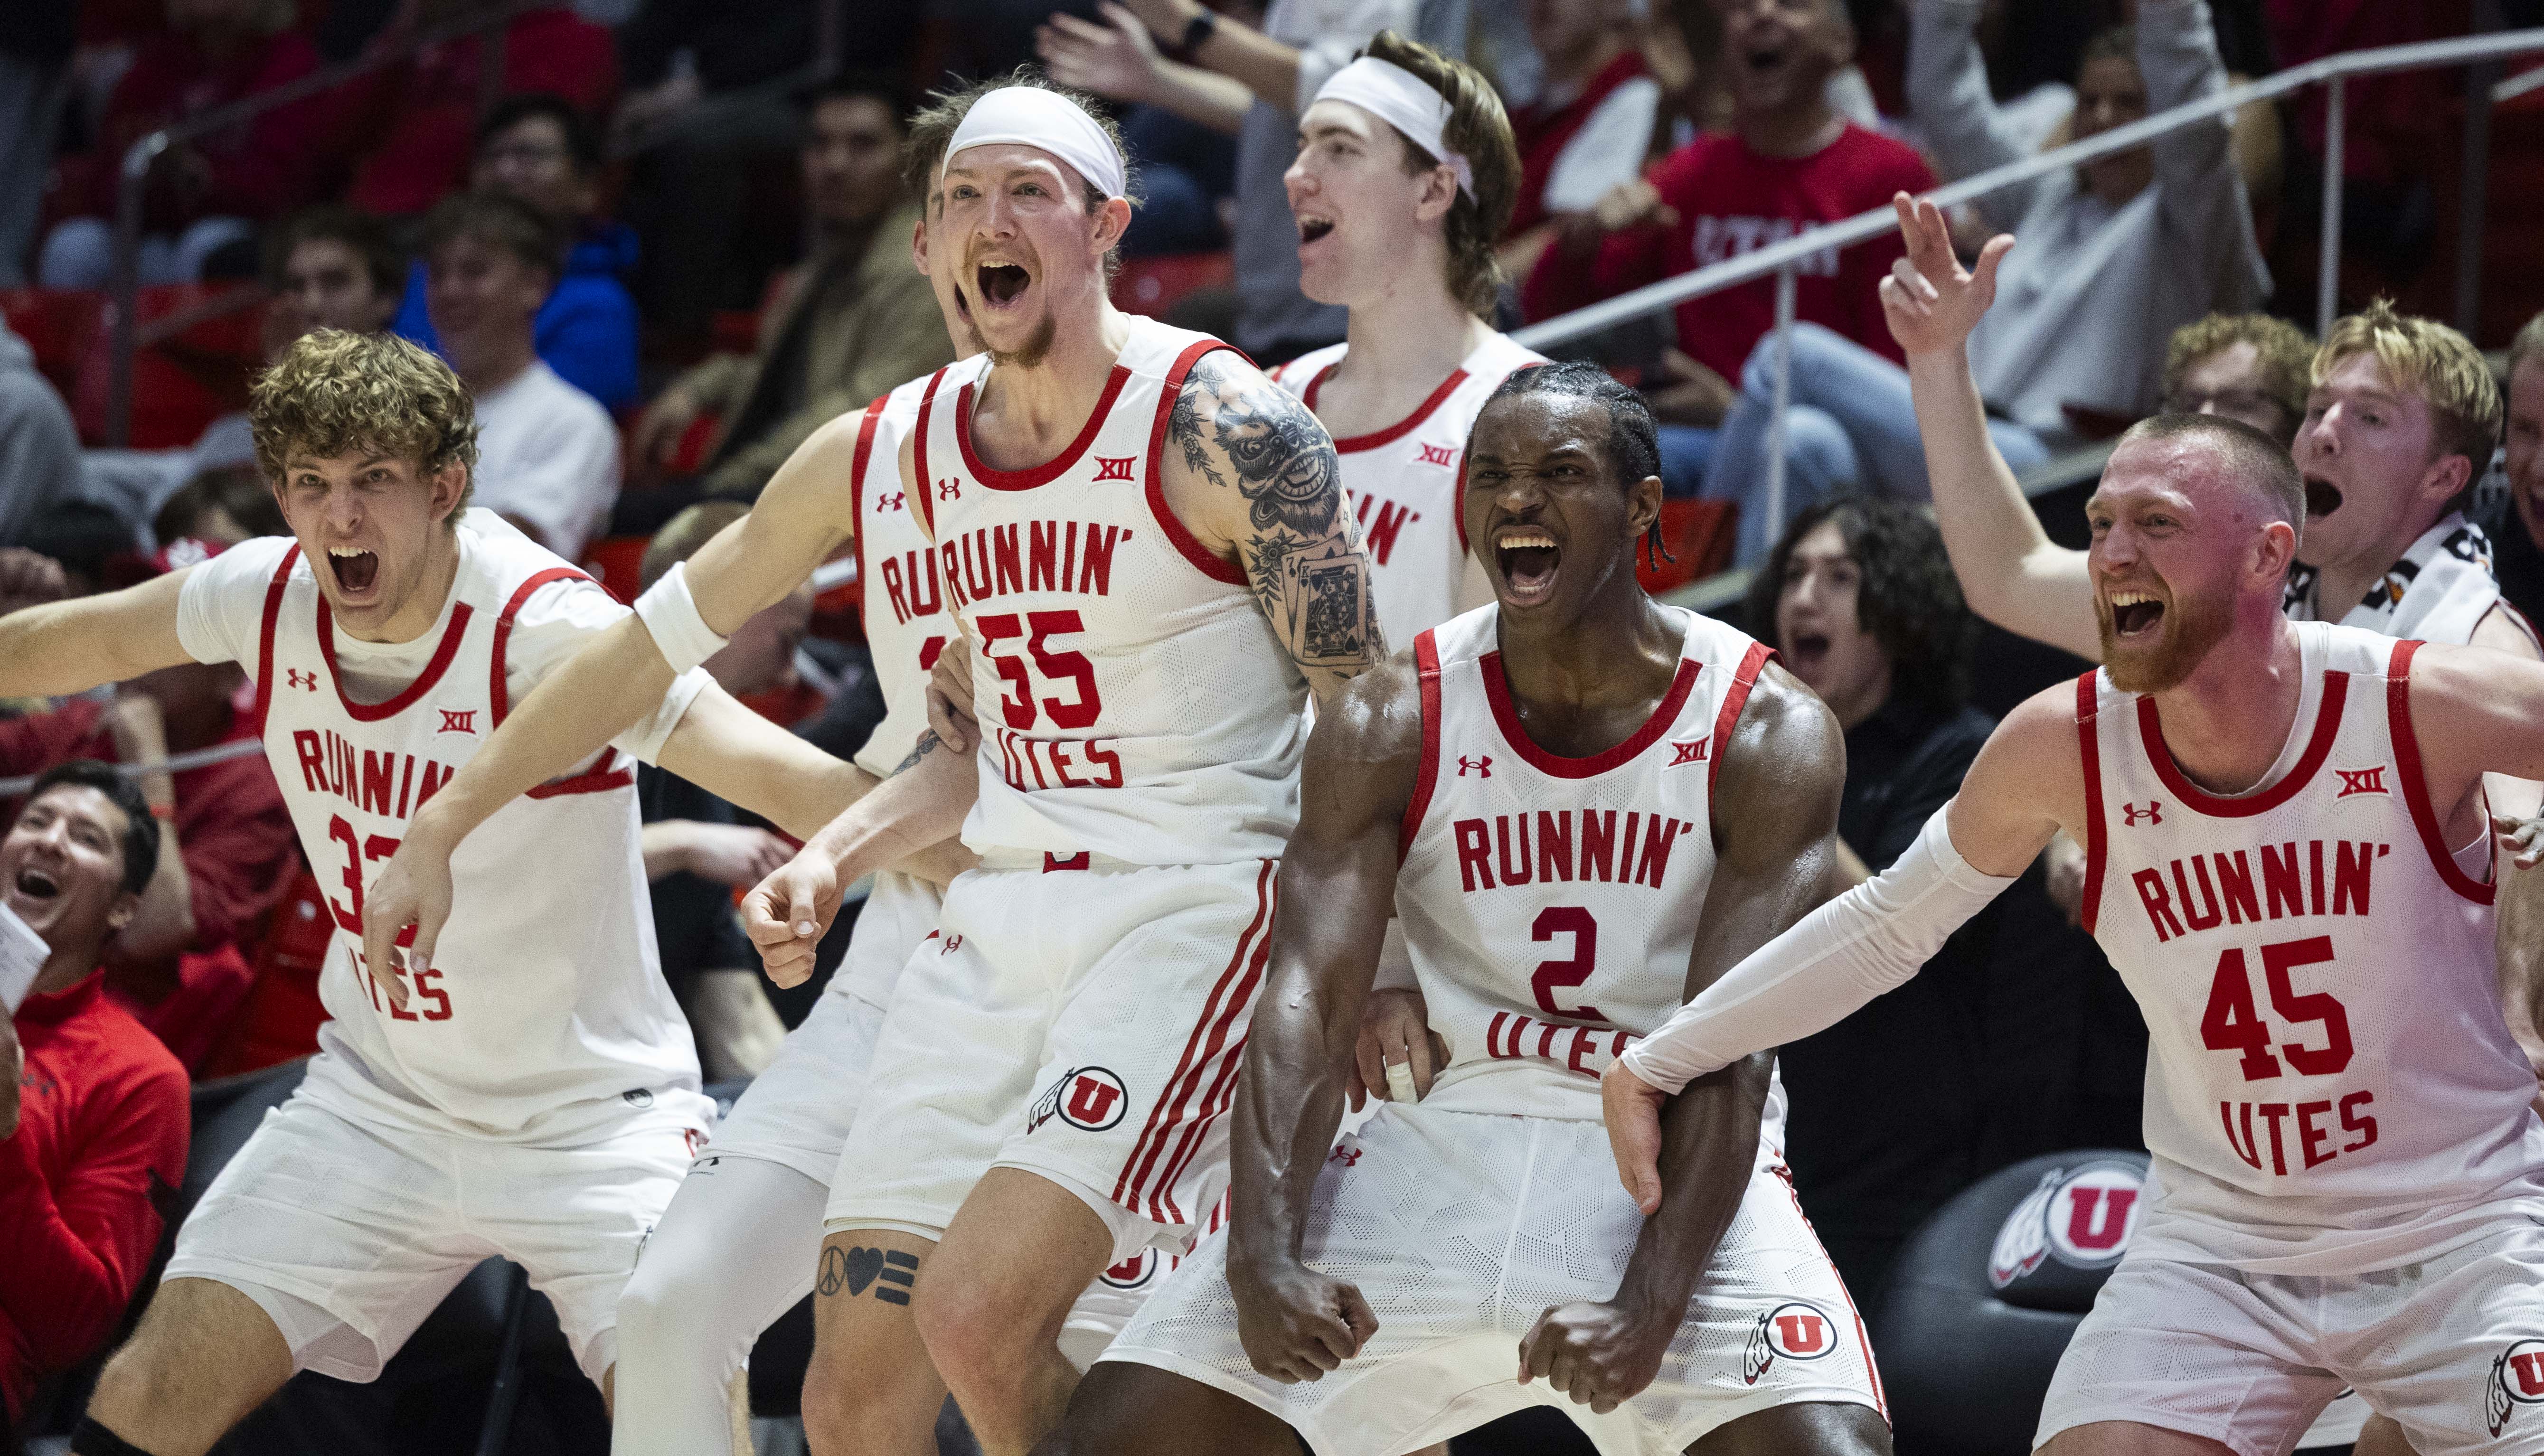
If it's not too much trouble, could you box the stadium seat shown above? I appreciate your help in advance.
[1870,1149,2149,1456]
[1109,251,1234,320]
[0,286,105,398]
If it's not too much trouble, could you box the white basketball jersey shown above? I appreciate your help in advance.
[250,522,700,1138]
[2076,621,2544,1273]
[1271,332,1545,643]
[1395,604,1786,1135]
[912,317,1307,866]
[850,378,950,780]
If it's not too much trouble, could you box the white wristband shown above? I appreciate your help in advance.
[631,561,731,675]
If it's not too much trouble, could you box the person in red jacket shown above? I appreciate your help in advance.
[0,761,191,1433]
[1525,0,1933,565]
[37,0,338,288]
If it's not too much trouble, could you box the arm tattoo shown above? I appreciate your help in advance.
[1170,354,1380,673]
[891,729,942,776]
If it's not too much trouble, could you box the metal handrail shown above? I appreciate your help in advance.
[1510,24,2544,580]
[106,0,547,446]
[1514,26,2544,356]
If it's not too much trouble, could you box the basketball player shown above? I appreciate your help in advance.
[1608,405,2544,1454]
[1041,361,1887,1456]
[605,104,979,1456]
[366,75,1381,1456]
[1882,198,2537,1455]
[1266,33,1541,638]
[0,329,886,1456]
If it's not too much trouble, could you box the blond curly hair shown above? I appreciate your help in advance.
[250,329,478,521]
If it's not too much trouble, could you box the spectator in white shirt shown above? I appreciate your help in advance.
[420,191,619,562]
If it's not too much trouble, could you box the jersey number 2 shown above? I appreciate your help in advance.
[327,814,453,1023]
[1532,906,1607,1024]
[2199,934,2349,1080]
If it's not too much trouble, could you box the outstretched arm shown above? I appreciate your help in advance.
[1884,193,2102,661]
[1165,348,1386,706]
[359,417,870,1001]
[1604,683,2078,1190]
[1226,655,1420,1383]
[0,570,196,698]
[738,722,981,987]
[1525,667,1838,1412]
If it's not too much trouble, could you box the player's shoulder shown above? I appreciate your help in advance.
[2470,601,2543,662]
[179,532,303,614]
[1465,331,1550,387]
[1267,341,1347,398]
[1314,645,1428,769]
[1987,674,2100,777]
[1422,602,1500,671]
[454,509,610,609]
[1128,317,1253,389]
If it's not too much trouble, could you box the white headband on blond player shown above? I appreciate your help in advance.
[1313,56,1472,199]
[942,85,1127,200]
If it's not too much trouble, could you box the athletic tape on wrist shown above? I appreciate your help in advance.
[631,561,731,675]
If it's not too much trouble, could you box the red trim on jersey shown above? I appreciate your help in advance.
[493,567,633,798]
[1115,859,1274,1219]
[250,545,298,735]
[847,393,889,615]
[1147,918,1274,1221]
[2074,671,2107,936]
[1401,629,1445,862]
[1706,641,1774,797]
[1305,364,1471,454]
[1144,340,1248,586]
[1771,1165,1889,1420]
[316,596,474,723]
[2387,639,2496,905]
[910,367,952,541]
[1479,652,1701,780]
[956,366,1131,490]
[2134,672,2348,818]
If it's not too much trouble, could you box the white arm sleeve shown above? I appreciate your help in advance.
[1620,809,2017,1094]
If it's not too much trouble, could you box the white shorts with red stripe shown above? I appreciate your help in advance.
[1098,1102,1886,1456]
[823,857,1275,1262]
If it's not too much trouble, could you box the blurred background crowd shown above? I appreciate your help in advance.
[7,0,2544,1452]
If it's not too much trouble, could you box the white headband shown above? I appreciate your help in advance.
[942,86,1126,201]
[1314,57,1472,198]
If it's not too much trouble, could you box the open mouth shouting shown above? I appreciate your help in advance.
[1296,212,1336,250]
[1496,523,1563,606]
[967,255,1035,320]
[2106,587,2167,641]
[1784,629,1832,673]
[10,864,60,905]
[2302,476,2344,520]
[326,543,380,599]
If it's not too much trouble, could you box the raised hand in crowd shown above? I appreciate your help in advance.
[1877,191,2013,358]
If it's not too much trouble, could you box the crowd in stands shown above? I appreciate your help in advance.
[5,0,2544,1447]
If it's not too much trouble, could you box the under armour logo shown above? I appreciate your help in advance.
[1668,738,1709,767]
[1093,455,1135,481]
[284,668,316,691]
[1328,1146,1362,1166]
[878,491,905,512]
[437,709,477,735]
[1416,442,1455,468]
[1457,755,1492,778]
[2121,801,2162,827]
[938,479,961,501]
[2335,766,2389,798]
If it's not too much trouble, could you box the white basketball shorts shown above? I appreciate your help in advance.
[1098,1102,1887,1456]
[825,857,1277,1264]
[164,1081,712,1385]
[2036,1218,2544,1456]
[701,871,937,1181]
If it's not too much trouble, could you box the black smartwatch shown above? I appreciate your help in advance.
[1174,8,1218,60]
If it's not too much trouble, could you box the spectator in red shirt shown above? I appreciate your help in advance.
[1498,0,1661,280]
[0,546,294,1072]
[1526,0,1934,564]
[342,1,618,218]
[37,0,337,289]
[0,761,192,1430]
